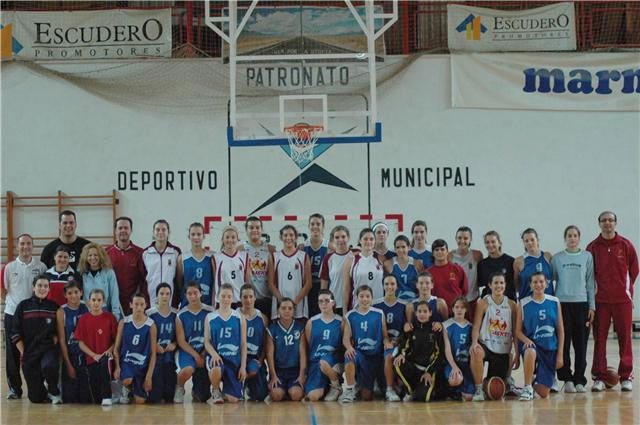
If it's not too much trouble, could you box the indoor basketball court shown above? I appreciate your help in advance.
[1,1,639,425]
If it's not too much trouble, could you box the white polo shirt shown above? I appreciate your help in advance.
[3,256,47,315]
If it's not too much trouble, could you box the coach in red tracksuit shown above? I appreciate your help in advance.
[587,211,638,392]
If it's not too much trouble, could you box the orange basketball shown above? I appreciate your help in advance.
[483,376,506,400]
[604,367,619,389]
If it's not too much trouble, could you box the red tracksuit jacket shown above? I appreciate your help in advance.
[587,233,639,304]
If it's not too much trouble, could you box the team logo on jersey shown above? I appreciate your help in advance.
[489,318,509,336]
[168,259,172,266]
[536,263,543,272]
[98,328,103,335]
[295,264,299,270]
[46,318,52,324]
[449,272,457,280]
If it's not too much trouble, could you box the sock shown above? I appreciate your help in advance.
[386,386,394,392]
[475,384,482,392]
[330,380,339,387]
[345,384,355,390]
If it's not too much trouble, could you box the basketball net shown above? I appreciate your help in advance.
[284,123,323,167]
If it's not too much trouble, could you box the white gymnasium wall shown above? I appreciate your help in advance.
[2,55,639,312]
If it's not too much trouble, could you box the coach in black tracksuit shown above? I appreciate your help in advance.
[393,306,447,402]
[11,275,61,403]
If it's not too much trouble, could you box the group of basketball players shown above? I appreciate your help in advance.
[3,211,637,406]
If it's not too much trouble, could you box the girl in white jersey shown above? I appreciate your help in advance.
[212,226,249,308]
[320,225,353,316]
[343,228,384,310]
[268,225,312,319]
[242,217,275,318]
[449,226,483,320]
[470,272,518,401]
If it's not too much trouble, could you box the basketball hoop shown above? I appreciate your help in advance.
[284,123,324,167]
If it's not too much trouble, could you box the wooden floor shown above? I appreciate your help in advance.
[2,339,638,425]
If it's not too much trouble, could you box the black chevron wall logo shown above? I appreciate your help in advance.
[250,164,356,214]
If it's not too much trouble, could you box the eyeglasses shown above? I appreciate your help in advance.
[318,299,332,304]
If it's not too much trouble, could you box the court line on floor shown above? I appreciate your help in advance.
[309,401,318,425]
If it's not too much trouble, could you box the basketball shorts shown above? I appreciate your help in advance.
[275,366,302,391]
[345,351,383,391]
[120,362,148,398]
[479,342,509,379]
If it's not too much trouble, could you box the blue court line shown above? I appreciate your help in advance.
[309,401,318,425]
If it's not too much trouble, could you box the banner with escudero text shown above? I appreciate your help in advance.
[10,9,172,60]
[447,2,577,52]
[451,53,640,112]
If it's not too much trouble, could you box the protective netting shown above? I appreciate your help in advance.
[2,1,639,54]
[11,54,411,116]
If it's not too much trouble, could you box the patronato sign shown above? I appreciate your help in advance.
[451,53,640,111]
[447,2,576,52]
[9,9,172,60]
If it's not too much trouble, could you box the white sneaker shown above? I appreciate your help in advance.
[472,388,485,402]
[173,386,185,403]
[563,381,576,393]
[373,381,383,398]
[324,385,342,402]
[402,393,412,402]
[592,380,606,392]
[101,398,112,406]
[48,393,62,405]
[575,384,586,393]
[385,387,400,402]
[621,380,633,392]
[263,394,272,404]
[119,386,131,404]
[505,376,522,396]
[519,386,534,401]
[340,387,356,403]
[211,389,224,404]
[550,380,560,393]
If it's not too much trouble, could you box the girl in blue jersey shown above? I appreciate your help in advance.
[342,285,392,403]
[405,272,448,331]
[385,235,423,302]
[303,214,329,318]
[204,283,247,404]
[174,281,214,403]
[443,297,474,401]
[266,298,307,402]
[514,228,554,300]
[239,283,269,402]
[374,275,407,401]
[516,272,565,401]
[373,222,395,262]
[56,280,90,403]
[113,292,157,404]
[176,223,214,308]
[147,283,178,403]
[409,220,433,268]
[305,289,344,402]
